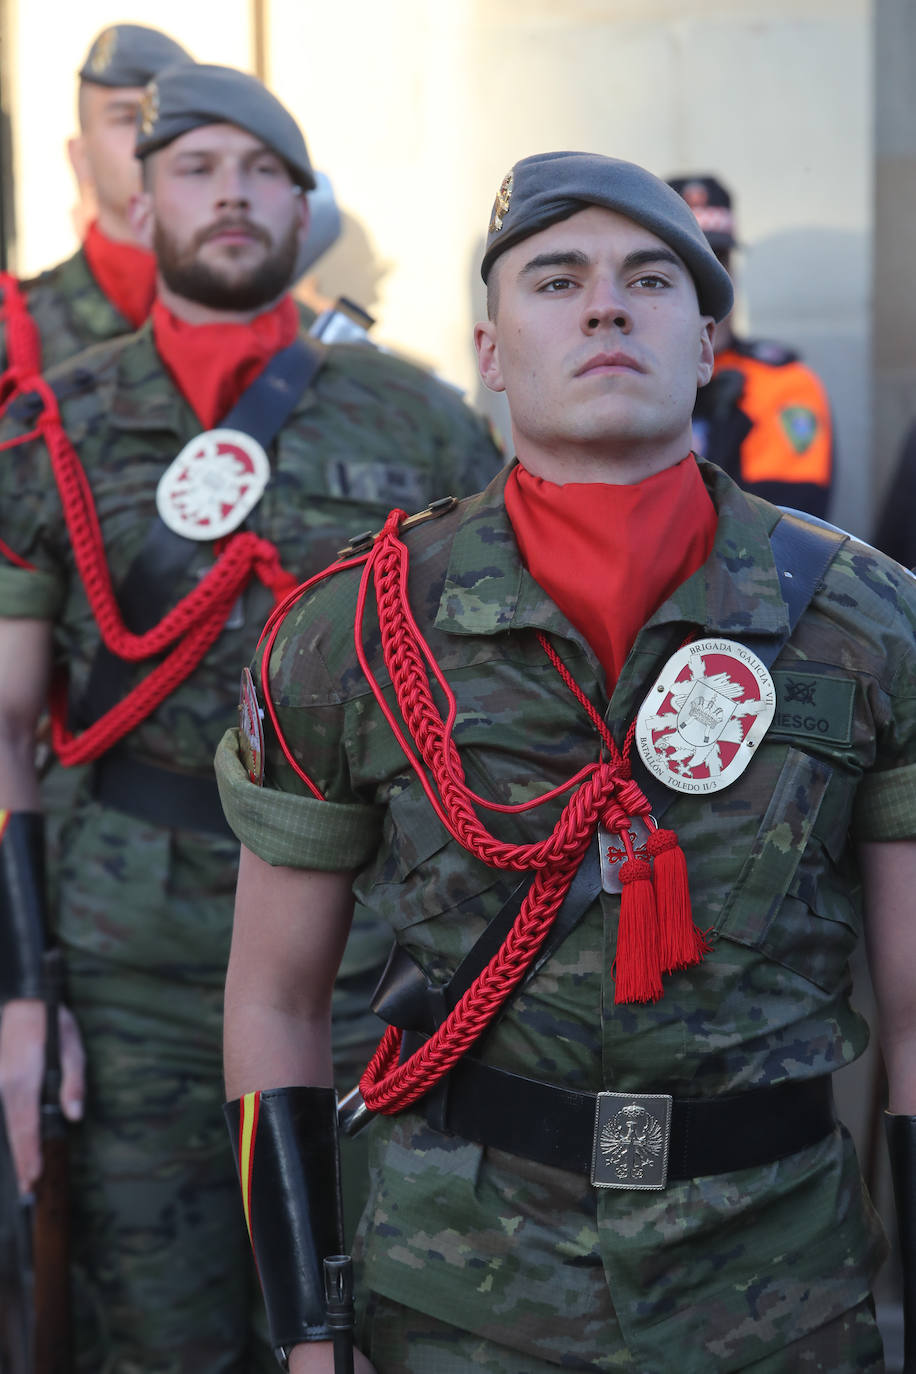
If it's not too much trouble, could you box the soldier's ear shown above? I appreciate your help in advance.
[67,135,90,192]
[697,318,715,388]
[127,191,154,251]
[474,319,505,394]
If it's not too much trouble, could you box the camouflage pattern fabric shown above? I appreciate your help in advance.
[357,1294,885,1373]
[217,458,916,1371]
[0,318,501,1370]
[1,248,133,375]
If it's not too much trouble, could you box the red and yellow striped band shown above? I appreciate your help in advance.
[238,1089,261,1246]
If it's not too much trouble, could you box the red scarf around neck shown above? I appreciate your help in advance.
[151,294,299,430]
[505,456,717,691]
[82,220,157,330]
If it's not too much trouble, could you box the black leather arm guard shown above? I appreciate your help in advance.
[0,811,50,1001]
[887,1112,916,1372]
[224,1086,344,1361]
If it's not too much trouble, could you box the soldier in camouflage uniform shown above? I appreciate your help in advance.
[219,152,916,1373]
[0,63,501,1372]
[0,25,191,383]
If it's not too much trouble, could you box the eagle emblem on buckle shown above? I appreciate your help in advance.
[89,27,117,75]
[489,170,514,233]
[140,81,160,137]
[591,1092,672,1190]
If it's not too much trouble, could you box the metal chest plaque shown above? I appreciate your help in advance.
[156,429,270,541]
[591,1091,673,1190]
[635,638,775,795]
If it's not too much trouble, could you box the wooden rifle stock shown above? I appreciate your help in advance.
[30,948,72,1374]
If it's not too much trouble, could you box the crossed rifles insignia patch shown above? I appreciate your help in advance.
[489,170,514,234]
[140,80,160,137]
[89,27,117,75]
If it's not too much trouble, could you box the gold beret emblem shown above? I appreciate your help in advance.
[89,27,117,75]
[489,170,514,234]
[139,81,160,137]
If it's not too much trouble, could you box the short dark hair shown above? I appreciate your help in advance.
[485,264,499,321]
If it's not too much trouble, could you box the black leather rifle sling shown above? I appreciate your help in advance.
[73,334,326,729]
[381,509,849,1110]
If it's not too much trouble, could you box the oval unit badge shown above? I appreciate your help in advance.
[238,667,265,786]
[635,638,776,794]
[156,429,270,541]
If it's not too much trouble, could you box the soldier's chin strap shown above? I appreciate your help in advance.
[223,1087,345,1370]
[0,811,50,1002]
[886,1112,916,1372]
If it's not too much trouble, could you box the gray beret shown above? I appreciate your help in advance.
[135,63,315,191]
[78,24,191,89]
[481,151,733,321]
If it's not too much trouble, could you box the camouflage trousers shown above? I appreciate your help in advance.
[67,953,276,1374]
[358,1294,886,1373]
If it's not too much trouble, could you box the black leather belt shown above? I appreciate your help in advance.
[91,748,232,837]
[415,1048,836,1189]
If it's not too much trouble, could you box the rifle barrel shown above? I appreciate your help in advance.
[32,949,72,1374]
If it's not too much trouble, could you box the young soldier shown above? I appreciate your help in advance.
[0,24,191,390]
[0,63,501,1371]
[667,174,834,519]
[220,152,916,1372]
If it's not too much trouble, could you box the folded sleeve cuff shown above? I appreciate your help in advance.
[0,564,63,619]
[852,761,916,841]
[215,729,382,870]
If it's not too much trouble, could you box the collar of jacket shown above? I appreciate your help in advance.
[433,457,790,649]
[52,245,134,341]
[104,317,317,437]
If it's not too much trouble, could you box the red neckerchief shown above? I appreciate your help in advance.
[151,294,299,430]
[505,455,717,689]
[82,220,157,329]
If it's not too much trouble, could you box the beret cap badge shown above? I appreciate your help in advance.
[139,81,160,137]
[489,170,514,234]
[89,27,117,75]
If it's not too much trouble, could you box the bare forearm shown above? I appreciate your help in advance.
[223,997,333,1099]
[223,849,357,1099]
[862,839,916,1113]
[0,616,52,810]
[0,728,42,809]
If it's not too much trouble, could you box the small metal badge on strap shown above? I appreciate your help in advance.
[238,667,265,786]
[156,430,270,541]
[635,638,776,795]
[598,816,651,895]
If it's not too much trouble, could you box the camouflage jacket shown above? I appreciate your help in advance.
[0,247,319,378]
[217,458,916,1371]
[0,319,501,1005]
[2,247,132,375]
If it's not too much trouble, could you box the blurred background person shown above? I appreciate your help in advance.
[669,174,834,518]
[0,23,191,389]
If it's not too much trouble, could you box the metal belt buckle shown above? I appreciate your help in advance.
[591,1091,673,1190]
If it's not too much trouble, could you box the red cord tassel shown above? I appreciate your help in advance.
[646,827,709,973]
[614,856,663,1004]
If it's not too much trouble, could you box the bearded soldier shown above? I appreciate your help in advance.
[0,62,501,1371]
[220,152,916,1373]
